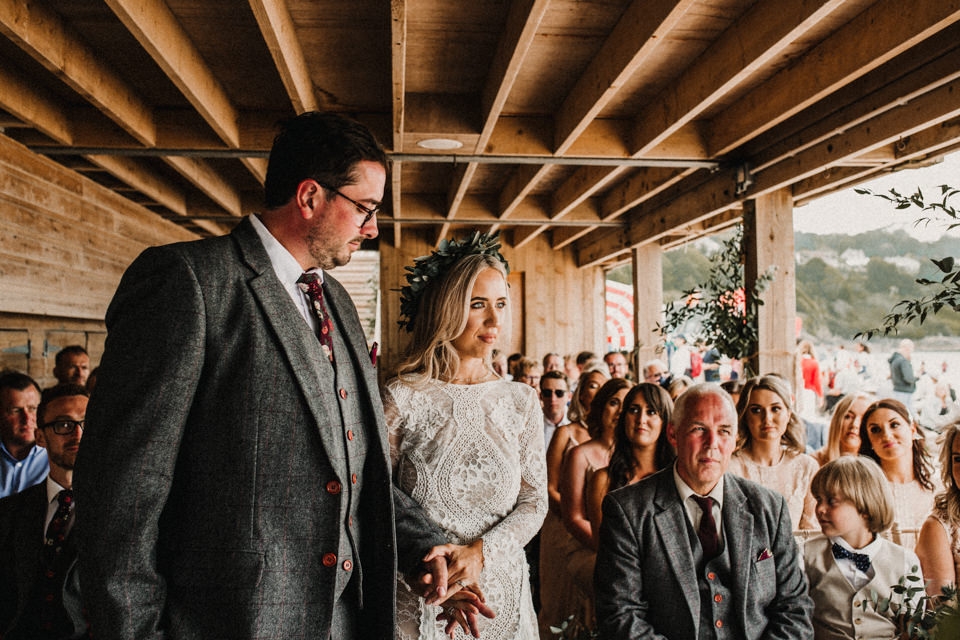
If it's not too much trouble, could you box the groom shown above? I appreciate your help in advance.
[75,112,483,639]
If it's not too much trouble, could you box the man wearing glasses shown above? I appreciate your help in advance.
[0,383,89,639]
[75,112,486,640]
[540,370,571,449]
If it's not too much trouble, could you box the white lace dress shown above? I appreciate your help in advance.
[384,377,548,640]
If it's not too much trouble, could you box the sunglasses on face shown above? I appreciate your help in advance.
[541,389,567,399]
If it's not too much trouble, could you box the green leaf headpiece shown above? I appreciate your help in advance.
[397,231,509,332]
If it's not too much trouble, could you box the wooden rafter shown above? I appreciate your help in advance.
[248,0,318,115]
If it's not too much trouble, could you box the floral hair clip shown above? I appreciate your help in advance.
[397,230,509,332]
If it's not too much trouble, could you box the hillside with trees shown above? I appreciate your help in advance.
[608,228,960,343]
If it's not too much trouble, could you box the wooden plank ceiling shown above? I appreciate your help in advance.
[2,0,959,267]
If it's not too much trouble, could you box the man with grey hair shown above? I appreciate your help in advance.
[595,383,812,639]
[889,338,918,410]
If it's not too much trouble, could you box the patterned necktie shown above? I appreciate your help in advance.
[298,272,335,363]
[43,489,74,565]
[832,542,871,572]
[692,495,720,562]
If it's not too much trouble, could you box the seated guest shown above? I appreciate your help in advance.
[594,383,813,640]
[51,347,90,388]
[916,419,960,597]
[541,370,571,448]
[729,375,819,532]
[0,371,47,498]
[586,383,675,549]
[0,384,89,639]
[804,456,922,639]
[516,356,544,389]
[811,392,873,466]
[859,398,937,549]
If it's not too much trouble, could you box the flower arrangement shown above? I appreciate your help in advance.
[396,230,509,332]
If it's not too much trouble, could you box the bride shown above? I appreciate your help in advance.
[384,233,547,639]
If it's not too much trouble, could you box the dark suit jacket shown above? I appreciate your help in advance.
[74,217,445,640]
[0,481,85,639]
[594,469,813,640]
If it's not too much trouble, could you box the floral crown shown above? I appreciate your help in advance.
[397,231,509,332]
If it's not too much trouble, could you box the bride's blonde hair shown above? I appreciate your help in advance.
[397,253,509,384]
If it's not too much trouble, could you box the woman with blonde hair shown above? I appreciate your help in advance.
[386,233,547,639]
[812,392,874,466]
[858,397,937,549]
[916,419,960,596]
[729,375,819,532]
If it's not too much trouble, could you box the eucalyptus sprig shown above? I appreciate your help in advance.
[862,567,960,639]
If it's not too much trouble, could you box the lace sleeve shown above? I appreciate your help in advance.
[481,386,548,555]
[381,380,406,475]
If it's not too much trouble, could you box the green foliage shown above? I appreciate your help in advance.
[862,568,960,638]
[658,224,774,363]
[855,185,960,340]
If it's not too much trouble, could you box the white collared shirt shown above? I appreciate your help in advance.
[673,465,725,544]
[44,476,74,539]
[830,534,880,590]
[249,214,323,332]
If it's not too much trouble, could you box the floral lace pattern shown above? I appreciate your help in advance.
[385,377,547,640]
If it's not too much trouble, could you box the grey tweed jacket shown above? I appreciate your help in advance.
[75,217,444,640]
[594,469,813,640]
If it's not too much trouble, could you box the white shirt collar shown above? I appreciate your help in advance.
[45,475,67,504]
[672,463,725,509]
[249,214,324,285]
[832,533,882,557]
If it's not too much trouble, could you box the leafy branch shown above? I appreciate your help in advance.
[862,568,960,638]
[855,185,960,340]
[657,224,774,365]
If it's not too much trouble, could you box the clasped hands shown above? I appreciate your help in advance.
[414,539,495,638]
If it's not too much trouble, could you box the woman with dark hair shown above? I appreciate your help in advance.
[385,234,546,639]
[859,397,937,549]
[729,375,819,532]
[585,383,675,549]
[916,419,960,596]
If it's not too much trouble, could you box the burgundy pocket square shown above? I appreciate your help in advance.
[757,548,773,561]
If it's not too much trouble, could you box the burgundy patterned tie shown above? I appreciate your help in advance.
[43,489,74,565]
[298,272,335,363]
[692,495,720,562]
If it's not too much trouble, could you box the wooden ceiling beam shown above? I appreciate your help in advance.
[553,0,696,154]
[749,75,960,195]
[707,0,960,156]
[751,34,960,173]
[445,0,549,219]
[163,156,243,216]
[0,0,156,146]
[390,0,407,154]
[631,0,846,156]
[248,0,318,114]
[86,154,226,237]
[0,64,72,144]
[104,0,241,149]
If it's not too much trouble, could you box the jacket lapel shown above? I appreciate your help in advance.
[722,475,755,623]
[652,471,701,627]
[231,218,346,478]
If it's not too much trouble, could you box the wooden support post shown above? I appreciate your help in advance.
[632,243,663,377]
[743,189,796,380]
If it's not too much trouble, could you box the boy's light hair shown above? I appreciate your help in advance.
[810,455,894,533]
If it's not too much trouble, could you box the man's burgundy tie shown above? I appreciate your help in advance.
[298,272,335,363]
[692,495,719,561]
[43,489,74,566]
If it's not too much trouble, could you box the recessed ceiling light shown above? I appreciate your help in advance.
[416,138,463,150]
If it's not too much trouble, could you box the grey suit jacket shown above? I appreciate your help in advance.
[594,469,813,640]
[0,481,86,638]
[75,217,445,640]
